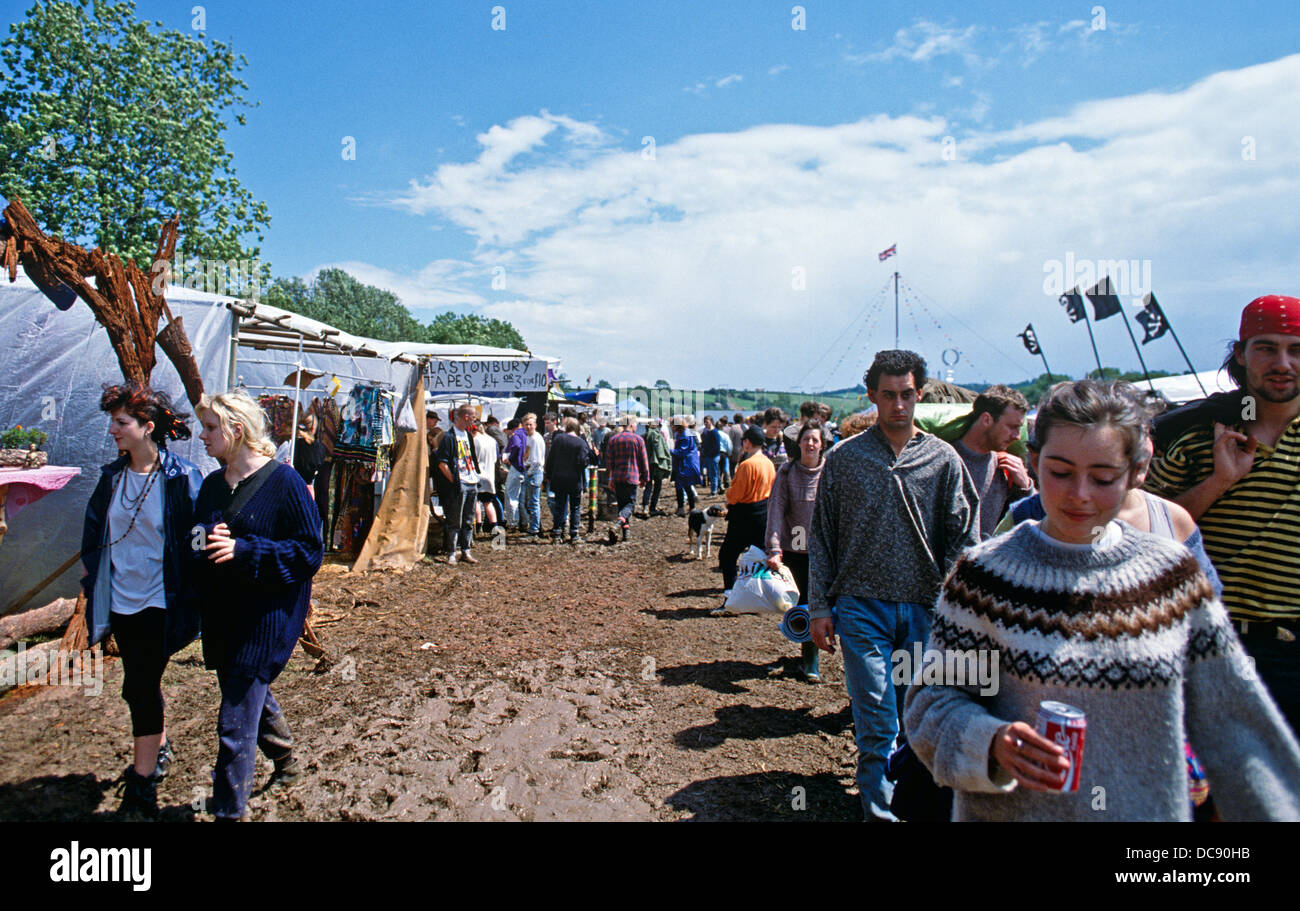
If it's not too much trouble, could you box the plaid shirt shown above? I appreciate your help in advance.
[602,430,650,486]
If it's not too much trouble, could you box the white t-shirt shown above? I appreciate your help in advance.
[474,433,498,492]
[453,427,479,486]
[107,467,167,615]
[525,431,546,472]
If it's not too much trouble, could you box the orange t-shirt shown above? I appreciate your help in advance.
[727,452,775,505]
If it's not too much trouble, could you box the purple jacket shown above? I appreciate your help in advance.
[505,427,528,471]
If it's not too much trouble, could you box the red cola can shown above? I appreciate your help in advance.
[1035,701,1086,792]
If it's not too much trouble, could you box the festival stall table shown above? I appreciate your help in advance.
[0,465,81,547]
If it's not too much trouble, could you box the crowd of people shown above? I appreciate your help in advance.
[81,293,1300,821]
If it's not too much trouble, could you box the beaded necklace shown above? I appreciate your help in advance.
[107,456,162,547]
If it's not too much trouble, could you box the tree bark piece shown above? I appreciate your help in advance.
[1,199,202,402]
[58,592,89,656]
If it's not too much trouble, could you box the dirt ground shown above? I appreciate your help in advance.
[0,493,864,821]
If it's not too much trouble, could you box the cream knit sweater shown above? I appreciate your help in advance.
[904,520,1300,821]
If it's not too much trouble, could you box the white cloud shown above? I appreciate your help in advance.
[851,21,983,67]
[962,91,992,124]
[768,64,790,76]
[355,55,1300,389]
[685,73,744,94]
[1012,21,1052,67]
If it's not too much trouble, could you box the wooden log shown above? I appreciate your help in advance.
[0,641,61,694]
[0,597,76,651]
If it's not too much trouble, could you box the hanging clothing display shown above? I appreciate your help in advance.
[335,383,394,462]
[330,461,375,553]
[309,396,342,457]
[258,394,298,445]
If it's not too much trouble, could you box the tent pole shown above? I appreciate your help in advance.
[894,271,900,350]
[227,309,240,392]
[288,333,303,463]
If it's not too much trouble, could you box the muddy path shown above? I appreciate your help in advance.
[0,497,861,821]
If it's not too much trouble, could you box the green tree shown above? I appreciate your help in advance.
[263,269,425,342]
[596,379,612,389]
[0,0,269,266]
[424,311,525,349]
[264,268,530,349]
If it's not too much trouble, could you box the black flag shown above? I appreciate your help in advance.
[1018,324,1042,355]
[1084,277,1123,321]
[1136,293,1169,345]
[1059,287,1086,323]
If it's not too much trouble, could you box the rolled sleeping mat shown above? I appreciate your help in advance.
[779,605,813,644]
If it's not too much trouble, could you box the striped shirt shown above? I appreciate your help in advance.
[1146,417,1300,623]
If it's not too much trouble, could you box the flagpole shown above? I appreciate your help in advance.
[894,270,900,350]
[1081,308,1105,379]
[1118,308,1156,391]
[1019,325,1056,381]
[1166,326,1208,397]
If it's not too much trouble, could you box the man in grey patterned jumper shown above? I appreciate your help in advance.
[809,350,979,820]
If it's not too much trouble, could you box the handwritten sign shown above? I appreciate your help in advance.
[425,358,548,393]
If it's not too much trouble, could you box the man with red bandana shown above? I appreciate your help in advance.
[1147,295,1300,733]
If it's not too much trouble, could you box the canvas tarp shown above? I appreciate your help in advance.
[352,376,429,572]
[0,277,233,614]
[1145,369,1235,406]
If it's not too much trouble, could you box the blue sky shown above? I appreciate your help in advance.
[10,0,1300,391]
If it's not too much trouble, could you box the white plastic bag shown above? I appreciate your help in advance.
[722,546,799,614]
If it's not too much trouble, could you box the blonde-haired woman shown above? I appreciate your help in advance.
[191,391,323,821]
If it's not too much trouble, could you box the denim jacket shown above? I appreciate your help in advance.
[81,449,204,656]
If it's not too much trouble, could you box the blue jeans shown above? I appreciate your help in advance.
[520,468,543,533]
[504,466,524,525]
[551,486,583,537]
[703,454,722,494]
[833,595,931,821]
[213,671,293,819]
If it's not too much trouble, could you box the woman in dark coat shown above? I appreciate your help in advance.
[191,390,323,821]
[671,420,702,517]
[82,383,202,819]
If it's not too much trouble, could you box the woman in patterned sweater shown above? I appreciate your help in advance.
[904,380,1300,821]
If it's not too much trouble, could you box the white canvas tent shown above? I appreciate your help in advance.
[1,279,559,614]
[1146,369,1235,406]
[0,277,234,614]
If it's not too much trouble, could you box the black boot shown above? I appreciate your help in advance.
[115,767,159,820]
